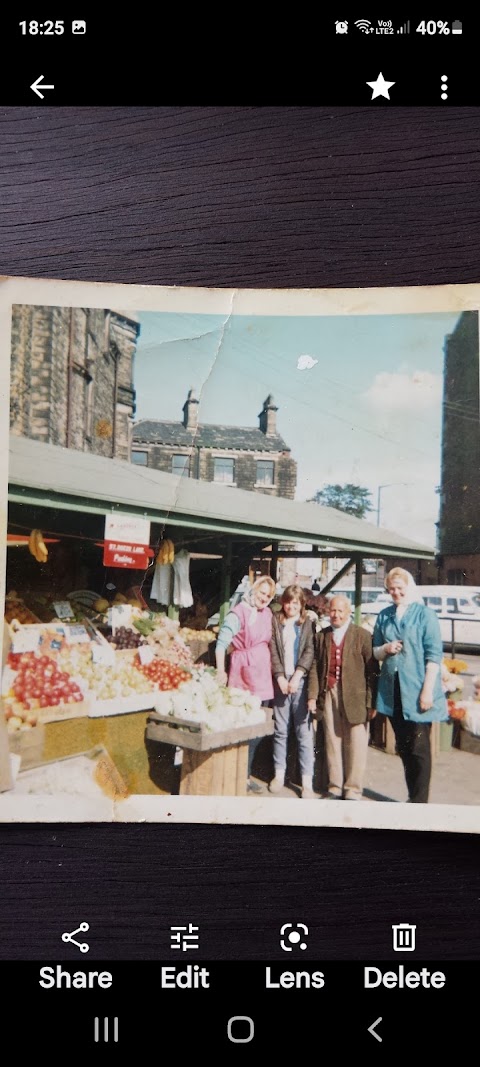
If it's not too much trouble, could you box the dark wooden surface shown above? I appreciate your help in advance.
[0,106,479,961]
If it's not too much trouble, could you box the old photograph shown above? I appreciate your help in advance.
[0,277,479,832]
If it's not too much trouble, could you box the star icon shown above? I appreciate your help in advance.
[366,72,395,100]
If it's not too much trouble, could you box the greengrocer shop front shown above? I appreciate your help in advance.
[1,434,434,798]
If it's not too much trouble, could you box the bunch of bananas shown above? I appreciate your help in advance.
[28,528,48,563]
[156,539,175,565]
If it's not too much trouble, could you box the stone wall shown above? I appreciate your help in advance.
[9,304,138,460]
[439,311,480,556]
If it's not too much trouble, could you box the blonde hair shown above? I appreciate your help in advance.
[385,567,413,591]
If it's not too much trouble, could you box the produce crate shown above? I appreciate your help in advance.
[8,723,46,770]
[457,725,480,756]
[145,707,274,751]
[36,699,91,724]
[88,692,156,718]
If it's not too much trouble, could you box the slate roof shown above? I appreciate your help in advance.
[132,420,290,453]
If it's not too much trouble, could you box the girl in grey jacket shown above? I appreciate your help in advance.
[269,585,316,798]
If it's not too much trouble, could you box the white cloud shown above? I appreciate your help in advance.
[297,354,318,371]
[364,370,442,411]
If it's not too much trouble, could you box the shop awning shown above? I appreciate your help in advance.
[8,434,434,560]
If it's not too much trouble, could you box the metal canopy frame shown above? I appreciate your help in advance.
[7,434,435,623]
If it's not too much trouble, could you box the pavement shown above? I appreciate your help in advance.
[251,743,479,806]
[250,653,480,806]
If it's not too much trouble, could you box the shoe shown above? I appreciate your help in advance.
[247,780,264,795]
[269,776,285,794]
[301,787,316,800]
[322,791,342,800]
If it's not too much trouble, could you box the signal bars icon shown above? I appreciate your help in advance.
[397,21,410,34]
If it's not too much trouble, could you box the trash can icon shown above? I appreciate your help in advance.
[392,923,416,951]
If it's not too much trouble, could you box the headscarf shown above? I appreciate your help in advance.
[240,576,276,625]
[385,567,424,609]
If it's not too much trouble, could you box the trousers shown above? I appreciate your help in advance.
[272,677,314,778]
[392,676,431,803]
[323,681,368,799]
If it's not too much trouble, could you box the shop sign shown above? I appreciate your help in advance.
[104,514,151,545]
[103,541,154,569]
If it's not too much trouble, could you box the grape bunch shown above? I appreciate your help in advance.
[106,626,146,649]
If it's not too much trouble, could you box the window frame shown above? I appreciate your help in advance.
[171,453,190,477]
[255,458,275,487]
[131,449,148,466]
[213,456,235,484]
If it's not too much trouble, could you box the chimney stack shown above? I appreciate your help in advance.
[183,388,199,431]
[259,394,278,436]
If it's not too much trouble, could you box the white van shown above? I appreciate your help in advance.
[360,585,480,650]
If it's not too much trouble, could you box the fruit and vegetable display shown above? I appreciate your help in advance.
[155,539,175,564]
[154,666,267,732]
[28,529,49,564]
[132,614,193,665]
[4,594,40,625]
[3,650,86,732]
[2,588,259,742]
[104,626,147,649]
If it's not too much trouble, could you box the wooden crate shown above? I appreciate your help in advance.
[145,708,273,751]
[180,742,249,796]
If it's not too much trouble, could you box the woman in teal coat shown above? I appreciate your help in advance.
[373,567,448,804]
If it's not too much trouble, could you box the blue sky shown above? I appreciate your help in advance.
[133,310,462,546]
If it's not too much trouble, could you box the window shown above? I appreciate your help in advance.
[256,459,274,486]
[172,454,190,477]
[214,457,234,484]
[447,569,465,584]
[424,596,441,611]
[131,450,148,466]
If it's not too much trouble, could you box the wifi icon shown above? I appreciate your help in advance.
[355,19,372,33]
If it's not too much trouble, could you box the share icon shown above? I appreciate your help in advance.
[61,922,90,953]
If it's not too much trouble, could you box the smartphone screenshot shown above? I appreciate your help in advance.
[0,16,478,1054]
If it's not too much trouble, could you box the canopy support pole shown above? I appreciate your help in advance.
[219,537,233,626]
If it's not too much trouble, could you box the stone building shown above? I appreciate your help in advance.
[10,305,139,460]
[132,392,297,499]
[436,310,480,584]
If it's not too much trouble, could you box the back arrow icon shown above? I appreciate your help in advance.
[368,1017,382,1042]
[31,75,54,99]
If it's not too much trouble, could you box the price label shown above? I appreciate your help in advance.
[10,627,42,653]
[64,624,90,645]
[52,600,74,619]
[109,605,133,633]
[137,644,155,665]
[91,641,116,666]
